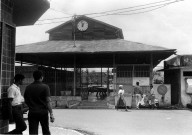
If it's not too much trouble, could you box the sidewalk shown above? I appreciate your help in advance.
[8,113,83,135]
[9,121,83,135]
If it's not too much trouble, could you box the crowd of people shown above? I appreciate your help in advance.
[116,82,159,111]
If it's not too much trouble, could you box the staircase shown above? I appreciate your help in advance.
[70,92,109,109]
[76,100,108,109]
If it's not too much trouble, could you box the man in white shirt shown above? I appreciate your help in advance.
[6,74,27,134]
[134,82,143,109]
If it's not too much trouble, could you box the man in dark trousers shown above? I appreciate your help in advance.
[7,74,27,134]
[24,70,55,135]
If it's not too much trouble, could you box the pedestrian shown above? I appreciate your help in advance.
[7,74,27,134]
[148,84,155,109]
[24,70,55,135]
[116,85,128,111]
[148,84,159,109]
[133,82,143,109]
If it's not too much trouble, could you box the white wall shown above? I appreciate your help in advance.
[180,68,192,106]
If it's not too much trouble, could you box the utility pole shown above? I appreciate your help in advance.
[72,14,76,47]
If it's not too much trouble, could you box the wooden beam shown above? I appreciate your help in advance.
[150,53,153,85]
[107,67,109,96]
[113,54,116,91]
[101,67,102,86]
[73,54,76,96]
[54,67,57,96]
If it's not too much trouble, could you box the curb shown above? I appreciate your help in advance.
[9,124,83,135]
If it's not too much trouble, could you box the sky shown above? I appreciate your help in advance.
[16,0,192,67]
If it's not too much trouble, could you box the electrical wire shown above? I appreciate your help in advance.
[91,5,167,18]
[37,15,73,22]
[83,0,183,16]
[35,20,66,25]
[35,0,183,25]
[112,0,181,14]
[38,0,181,22]
[49,8,73,16]
[91,0,176,18]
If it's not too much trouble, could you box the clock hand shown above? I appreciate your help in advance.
[82,22,84,27]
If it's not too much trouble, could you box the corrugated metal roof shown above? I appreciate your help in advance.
[16,39,175,54]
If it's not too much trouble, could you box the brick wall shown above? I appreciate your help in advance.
[0,0,15,133]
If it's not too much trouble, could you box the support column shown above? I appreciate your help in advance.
[150,53,153,85]
[101,67,102,86]
[65,68,68,92]
[80,68,82,87]
[107,67,109,96]
[113,54,116,91]
[54,67,57,96]
[73,55,76,96]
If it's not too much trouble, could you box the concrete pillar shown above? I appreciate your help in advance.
[0,1,15,133]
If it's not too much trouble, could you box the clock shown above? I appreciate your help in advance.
[77,20,88,31]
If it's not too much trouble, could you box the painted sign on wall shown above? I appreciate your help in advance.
[153,84,171,107]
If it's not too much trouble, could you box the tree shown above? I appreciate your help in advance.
[153,71,164,84]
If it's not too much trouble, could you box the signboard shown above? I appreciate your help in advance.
[153,84,171,106]
[186,78,192,94]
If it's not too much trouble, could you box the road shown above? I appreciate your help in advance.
[49,109,192,135]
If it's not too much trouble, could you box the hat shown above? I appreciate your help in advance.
[119,85,123,88]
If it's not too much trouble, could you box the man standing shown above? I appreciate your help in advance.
[7,74,27,134]
[134,82,143,109]
[24,70,55,135]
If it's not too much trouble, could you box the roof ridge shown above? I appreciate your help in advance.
[46,15,122,34]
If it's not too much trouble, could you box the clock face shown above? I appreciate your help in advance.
[77,20,88,31]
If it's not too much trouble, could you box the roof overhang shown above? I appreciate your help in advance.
[13,0,50,26]
[16,51,175,68]
[16,40,176,68]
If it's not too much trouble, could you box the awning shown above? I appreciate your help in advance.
[16,39,176,68]
[13,0,50,26]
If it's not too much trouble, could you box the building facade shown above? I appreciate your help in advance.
[16,15,176,108]
[0,0,49,133]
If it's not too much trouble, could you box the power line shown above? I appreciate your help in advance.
[39,0,181,22]
[112,5,167,15]
[83,0,183,16]
[114,0,182,14]
[37,15,72,22]
[35,0,183,25]
[91,0,178,18]
[35,20,66,25]
[49,8,73,16]
[96,5,167,17]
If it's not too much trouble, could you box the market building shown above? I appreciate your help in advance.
[15,15,176,109]
[0,0,50,133]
